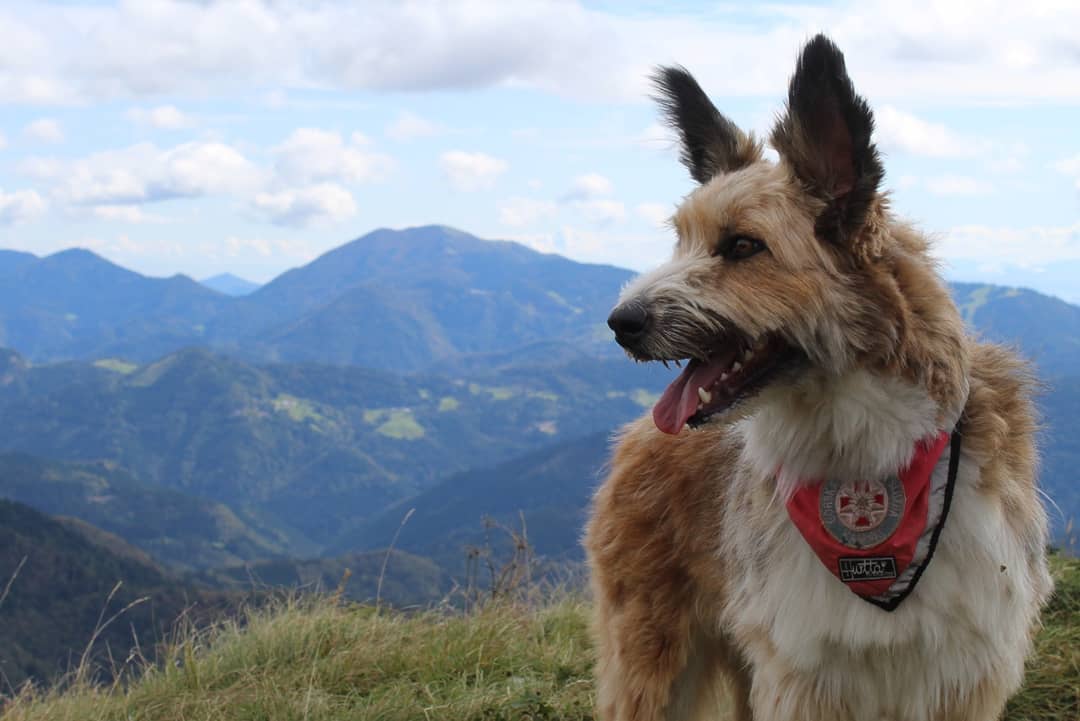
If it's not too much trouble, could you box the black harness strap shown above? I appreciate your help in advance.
[867,421,963,612]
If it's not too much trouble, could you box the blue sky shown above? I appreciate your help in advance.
[1,1,1079,301]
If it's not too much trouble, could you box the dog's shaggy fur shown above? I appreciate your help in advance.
[585,35,1052,721]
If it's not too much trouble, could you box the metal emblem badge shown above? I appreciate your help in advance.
[819,475,906,549]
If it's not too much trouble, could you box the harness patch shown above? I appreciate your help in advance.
[785,426,962,612]
[839,556,898,582]
[821,475,905,549]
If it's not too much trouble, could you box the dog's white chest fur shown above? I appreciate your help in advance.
[717,370,1045,719]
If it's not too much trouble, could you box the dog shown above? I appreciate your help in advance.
[585,34,1052,721]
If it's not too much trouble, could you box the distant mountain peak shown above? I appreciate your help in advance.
[44,247,110,263]
[200,272,260,296]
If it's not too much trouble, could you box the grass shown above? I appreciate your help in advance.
[272,395,326,425]
[5,558,1079,721]
[1006,554,1080,720]
[361,409,425,440]
[93,359,138,375]
[2,597,594,721]
[468,384,516,401]
[957,284,993,325]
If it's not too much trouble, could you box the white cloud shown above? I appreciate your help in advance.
[559,173,622,224]
[510,226,667,269]
[127,105,194,130]
[1055,153,1080,176]
[5,2,1080,105]
[252,183,357,227]
[636,122,677,148]
[440,151,507,191]
[939,222,1080,268]
[218,236,318,261]
[1054,153,1080,190]
[0,188,46,224]
[574,199,625,225]
[636,202,671,227]
[874,106,983,158]
[563,173,613,201]
[924,175,994,196]
[499,197,557,227]
[273,128,392,185]
[24,117,63,143]
[263,89,288,109]
[23,141,264,205]
[90,205,168,224]
[385,111,442,141]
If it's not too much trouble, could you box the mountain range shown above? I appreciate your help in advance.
[0,226,631,371]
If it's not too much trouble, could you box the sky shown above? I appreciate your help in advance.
[0,1,1079,302]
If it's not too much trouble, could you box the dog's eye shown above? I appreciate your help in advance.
[717,235,766,261]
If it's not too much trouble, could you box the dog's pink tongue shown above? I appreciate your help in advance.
[652,355,733,435]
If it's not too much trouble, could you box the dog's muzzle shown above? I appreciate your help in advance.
[607,303,651,350]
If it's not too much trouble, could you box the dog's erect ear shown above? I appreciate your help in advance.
[771,35,884,247]
[653,66,761,184]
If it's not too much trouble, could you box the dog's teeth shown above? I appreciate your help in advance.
[731,361,742,372]
[743,348,753,361]
[697,387,712,404]
[720,372,729,381]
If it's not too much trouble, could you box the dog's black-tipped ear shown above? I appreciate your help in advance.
[653,66,760,184]
[771,35,884,247]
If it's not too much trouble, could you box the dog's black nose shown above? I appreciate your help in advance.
[607,304,651,343]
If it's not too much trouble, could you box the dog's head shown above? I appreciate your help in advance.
[611,35,963,435]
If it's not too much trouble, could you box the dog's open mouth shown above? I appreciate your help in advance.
[652,333,797,435]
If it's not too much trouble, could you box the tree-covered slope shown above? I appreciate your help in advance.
[0,500,226,688]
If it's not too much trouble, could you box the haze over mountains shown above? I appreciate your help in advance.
[1,225,1079,683]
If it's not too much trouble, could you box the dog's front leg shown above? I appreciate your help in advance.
[588,487,748,718]
[591,582,696,721]
[592,590,751,721]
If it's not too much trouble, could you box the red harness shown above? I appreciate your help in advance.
[785,427,962,611]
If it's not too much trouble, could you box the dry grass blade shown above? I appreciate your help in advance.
[0,556,27,611]
[72,582,150,687]
[376,508,415,610]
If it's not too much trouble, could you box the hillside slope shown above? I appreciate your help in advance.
[0,500,225,688]
[333,433,610,565]
[0,453,289,569]
[953,282,1080,376]
[0,347,664,555]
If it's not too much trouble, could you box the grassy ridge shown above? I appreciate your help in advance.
[5,558,1079,721]
[2,598,595,721]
